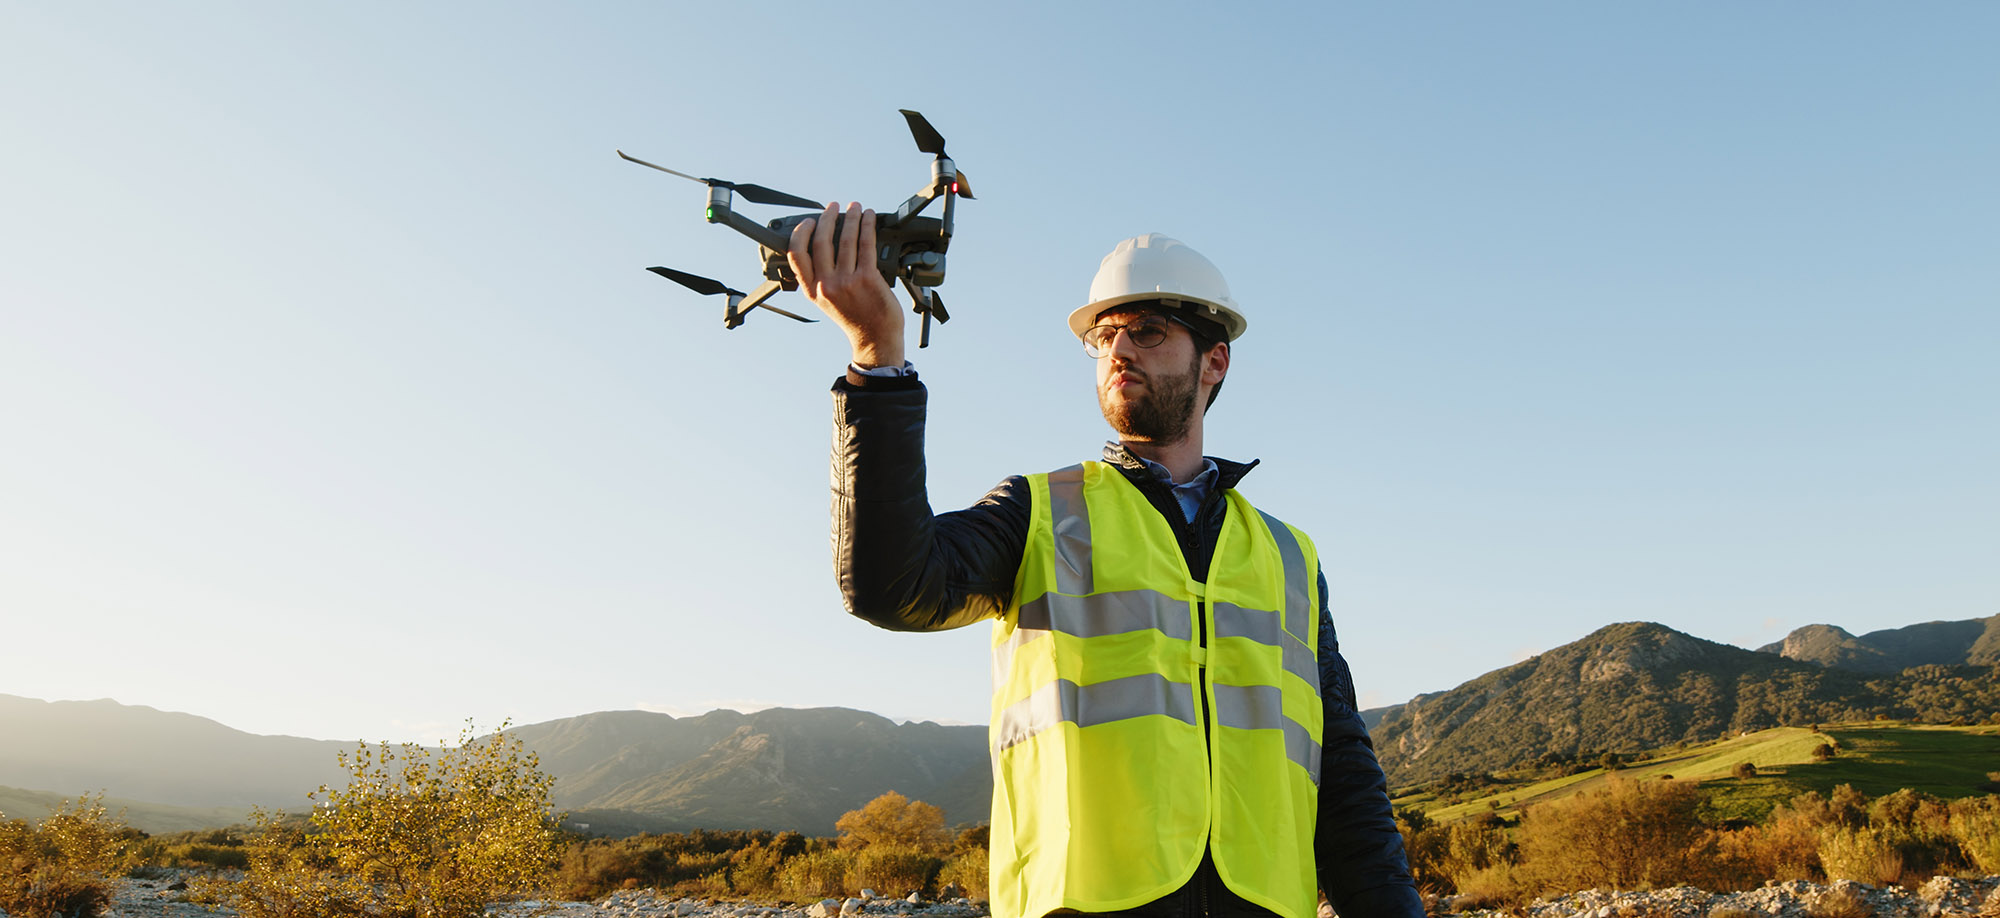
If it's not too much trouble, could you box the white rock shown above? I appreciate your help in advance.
[861,889,878,901]
[907,891,923,904]
[807,899,840,918]
[842,898,866,916]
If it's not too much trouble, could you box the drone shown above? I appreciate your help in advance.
[620,109,973,347]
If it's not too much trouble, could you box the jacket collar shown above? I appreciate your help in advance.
[1100,441,1260,491]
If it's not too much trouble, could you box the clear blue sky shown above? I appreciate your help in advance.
[4,3,1994,745]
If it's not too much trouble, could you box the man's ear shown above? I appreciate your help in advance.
[1203,342,1230,387]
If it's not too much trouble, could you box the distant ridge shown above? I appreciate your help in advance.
[0,694,352,810]
[0,695,988,836]
[1371,619,2000,786]
[1757,616,2000,672]
[507,707,989,835]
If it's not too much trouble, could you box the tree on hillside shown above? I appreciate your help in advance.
[836,791,951,852]
[204,721,561,918]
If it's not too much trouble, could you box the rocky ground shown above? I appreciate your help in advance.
[73,876,992,918]
[28,873,2000,918]
[1445,876,2000,918]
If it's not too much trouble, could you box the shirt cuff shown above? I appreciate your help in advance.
[848,361,916,378]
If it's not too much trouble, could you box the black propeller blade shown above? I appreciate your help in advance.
[647,267,816,325]
[898,110,975,200]
[648,266,735,297]
[618,151,822,209]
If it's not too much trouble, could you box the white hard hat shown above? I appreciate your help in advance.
[1069,233,1247,342]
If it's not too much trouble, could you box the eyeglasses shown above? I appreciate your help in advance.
[1081,313,1193,358]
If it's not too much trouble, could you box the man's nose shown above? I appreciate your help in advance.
[1106,326,1146,359]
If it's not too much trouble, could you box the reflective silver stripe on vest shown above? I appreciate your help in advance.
[993,673,1197,755]
[1047,465,1093,596]
[991,590,1194,694]
[1212,602,1318,688]
[1257,510,1312,644]
[1019,589,1194,642]
[1212,682,1322,783]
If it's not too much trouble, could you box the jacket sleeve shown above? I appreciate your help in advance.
[831,374,1030,632]
[1314,567,1425,918]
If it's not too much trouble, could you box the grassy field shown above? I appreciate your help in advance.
[1402,720,2000,825]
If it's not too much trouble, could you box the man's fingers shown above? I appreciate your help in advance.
[811,201,838,284]
[787,217,818,292]
[836,202,862,275]
[858,208,878,276]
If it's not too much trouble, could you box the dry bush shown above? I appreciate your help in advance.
[1449,863,1528,911]
[202,723,561,918]
[937,847,987,900]
[1708,801,1828,888]
[0,795,129,918]
[1819,827,1904,887]
[1397,811,1515,898]
[1806,886,1873,918]
[836,792,951,853]
[777,848,854,900]
[1515,777,1709,895]
[1946,796,2000,875]
[728,843,784,899]
[851,844,942,898]
[1710,908,1754,918]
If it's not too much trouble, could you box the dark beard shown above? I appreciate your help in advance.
[1099,350,1202,444]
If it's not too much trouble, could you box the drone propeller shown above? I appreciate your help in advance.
[648,266,735,297]
[647,267,816,325]
[898,110,975,200]
[618,151,822,209]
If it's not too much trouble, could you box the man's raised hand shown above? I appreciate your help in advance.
[788,202,906,370]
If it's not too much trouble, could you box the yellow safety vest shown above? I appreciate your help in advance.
[988,461,1324,918]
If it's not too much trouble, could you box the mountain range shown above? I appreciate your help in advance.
[0,695,987,836]
[1369,615,2000,785]
[2,614,1992,834]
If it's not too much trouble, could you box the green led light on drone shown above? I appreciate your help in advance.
[705,206,715,220]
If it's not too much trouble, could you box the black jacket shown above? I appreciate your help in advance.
[830,373,1423,918]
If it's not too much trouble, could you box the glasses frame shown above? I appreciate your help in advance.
[1081,313,1197,358]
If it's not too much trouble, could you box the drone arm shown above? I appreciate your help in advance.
[738,279,784,314]
[712,207,793,253]
[888,186,940,227]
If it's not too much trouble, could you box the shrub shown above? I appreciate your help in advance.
[1812,744,1836,761]
[836,792,951,853]
[852,844,942,898]
[203,722,561,918]
[1733,762,1757,779]
[729,843,784,898]
[1449,862,1527,910]
[1708,800,1827,888]
[1806,886,1873,918]
[1948,796,2000,875]
[1819,826,1904,886]
[777,848,854,900]
[937,847,987,900]
[0,794,129,918]
[1515,777,1708,894]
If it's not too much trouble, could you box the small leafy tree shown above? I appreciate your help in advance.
[211,721,561,918]
[0,794,130,918]
[836,791,951,853]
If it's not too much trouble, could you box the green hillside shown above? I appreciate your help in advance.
[1401,720,2000,825]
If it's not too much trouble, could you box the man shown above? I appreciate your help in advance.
[791,204,1420,918]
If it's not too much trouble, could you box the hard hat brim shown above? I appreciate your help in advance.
[1067,294,1248,343]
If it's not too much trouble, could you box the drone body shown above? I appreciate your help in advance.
[624,109,973,347]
